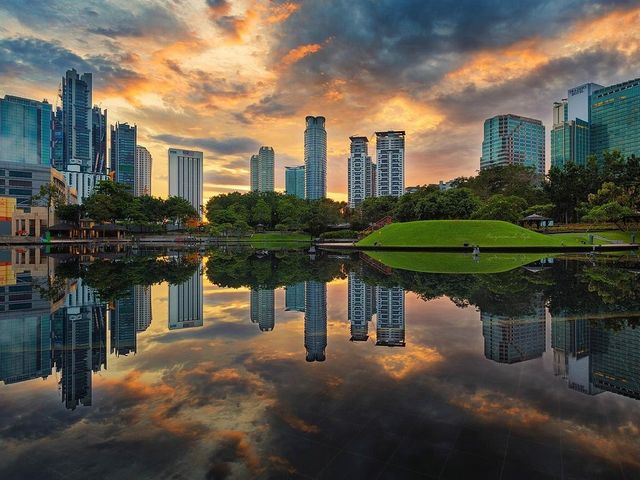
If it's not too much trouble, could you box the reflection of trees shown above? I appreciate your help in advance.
[205,250,351,289]
[361,256,640,321]
[55,255,200,301]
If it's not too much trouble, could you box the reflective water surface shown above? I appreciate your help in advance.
[1,246,639,479]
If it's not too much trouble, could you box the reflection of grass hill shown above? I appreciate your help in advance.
[357,220,583,248]
[365,252,548,274]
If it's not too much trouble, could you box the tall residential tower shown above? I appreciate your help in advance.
[135,145,152,196]
[376,131,405,197]
[250,146,274,192]
[285,166,305,198]
[348,136,375,208]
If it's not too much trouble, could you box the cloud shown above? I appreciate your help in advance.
[151,134,261,155]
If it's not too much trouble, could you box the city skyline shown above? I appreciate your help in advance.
[1,2,638,201]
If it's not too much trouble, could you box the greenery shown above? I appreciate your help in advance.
[365,252,550,274]
[356,220,583,248]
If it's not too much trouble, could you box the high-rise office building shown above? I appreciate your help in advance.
[285,166,305,198]
[551,83,603,169]
[375,131,405,197]
[375,286,405,347]
[250,288,275,331]
[304,116,327,199]
[169,265,203,330]
[168,148,203,215]
[480,115,545,174]
[0,95,52,166]
[91,106,107,174]
[285,283,305,312]
[590,77,640,162]
[0,314,52,385]
[348,273,376,342]
[250,146,274,192]
[62,69,92,171]
[52,107,63,169]
[348,136,375,208]
[60,69,108,202]
[135,145,153,196]
[110,122,137,192]
[304,281,327,362]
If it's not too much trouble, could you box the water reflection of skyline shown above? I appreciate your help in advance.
[1,247,639,412]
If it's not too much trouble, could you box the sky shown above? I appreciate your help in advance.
[1,0,639,201]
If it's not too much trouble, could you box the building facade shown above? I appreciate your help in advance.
[91,106,107,175]
[0,95,52,166]
[285,283,305,312]
[304,281,327,362]
[110,122,137,192]
[376,131,405,197]
[375,286,405,347]
[304,116,327,199]
[285,166,305,198]
[347,136,375,208]
[250,288,275,332]
[168,148,203,215]
[590,77,640,162]
[348,273,375,342]
[250,146,274,192]
[134,145,152,197]
[480,115,545,174]
[61,69,92,171]
[168,265,203,330]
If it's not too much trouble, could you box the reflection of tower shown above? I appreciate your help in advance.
[481,298,545,364]
[590,320,640,399]
[52,278,108,410]
[375,286,405,347]
[285,283,305,312]
[134,285,152,333]
[250,288,275,331]
[348,273,375,341]
[304,281,327,362]
[551,316,600,395]
[111,288,136,356]
[169,266,203,330]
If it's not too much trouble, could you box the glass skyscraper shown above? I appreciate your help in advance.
[62,69,92,171]
[0,95,52,166]
[110,122,137,192]
[480,114,545,174]
[250,146,274,192]
[590,77,640,162]
[304,116,327,199]
[285,165,305,198]
[91,106,107,175]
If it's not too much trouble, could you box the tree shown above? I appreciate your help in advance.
[165,196,199,225]
[31,182,65,228]
[56,204,86,226]
[471,195,528,223]
[252,198,272,226]
[579,181,635,223]
[461,165,547,204]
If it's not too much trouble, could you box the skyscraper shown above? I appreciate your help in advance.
[168,148,203,215]
[135,145,153,196]
[52,107,63,169]
[551,83,603,169]
[110,122,137,192]
[348,136,375,208]
[480,115,545,174]
[60,69,108,202]
[91,106,107,174]
[169,265,203,330]
[0,95,52,166]
[285,166,305,198]
[304,116,327,199]
[375,286,405,347]
[62,69,92,171]
[250,146,275,192]
[590,77,640,162]
[304,281,327,362]
[134,285,152,333]
[250,288,275,331]
[375,131,405,197]
[111,288,137,357]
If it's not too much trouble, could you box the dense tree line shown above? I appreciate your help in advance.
[56,181,198,229]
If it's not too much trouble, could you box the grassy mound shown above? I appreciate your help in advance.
[365,252,550,274]
[356,220,583,248]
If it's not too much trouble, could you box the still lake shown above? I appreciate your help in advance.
[0,246,639,479]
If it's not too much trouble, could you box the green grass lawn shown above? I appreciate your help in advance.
[365,252,550,274]
[550,230,636,245]
[357,220,585,248]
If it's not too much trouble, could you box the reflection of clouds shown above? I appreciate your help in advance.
[374,345,443,380]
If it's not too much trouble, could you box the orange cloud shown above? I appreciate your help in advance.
[267,2,301,23]
[375,345,443,380]
[281,43,323,67]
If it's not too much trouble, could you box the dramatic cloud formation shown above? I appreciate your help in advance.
[0,0,638,200]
